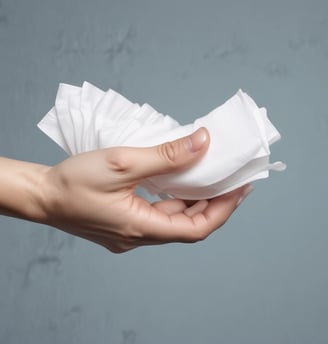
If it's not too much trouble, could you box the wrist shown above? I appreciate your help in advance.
[0,157,51,223]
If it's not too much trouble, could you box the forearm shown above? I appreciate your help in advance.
[0,157,49,222]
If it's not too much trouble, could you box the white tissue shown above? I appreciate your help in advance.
[38,82,286,200]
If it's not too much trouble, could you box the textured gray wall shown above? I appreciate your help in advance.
[0,0,327,343]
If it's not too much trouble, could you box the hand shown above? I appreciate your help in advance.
[38,127,252,253]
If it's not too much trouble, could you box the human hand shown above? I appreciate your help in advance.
[39,128,253,253]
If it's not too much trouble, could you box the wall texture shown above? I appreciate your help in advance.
[0,0,327,343]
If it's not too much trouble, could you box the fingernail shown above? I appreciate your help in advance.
[186,127,208,152]
[236,184,254,207]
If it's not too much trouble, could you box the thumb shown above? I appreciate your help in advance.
[107,127,210,183]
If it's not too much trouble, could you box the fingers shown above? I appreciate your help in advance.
[183,199,208,217]
[152,198,209,216]
[152,198,188,215]
[104,127,210,183]
[138,184,252,244]
[81,184,253,253]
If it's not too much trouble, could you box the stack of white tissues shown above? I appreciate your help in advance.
[38,82,286,200]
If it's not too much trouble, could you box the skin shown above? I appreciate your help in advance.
[0,128,253,253]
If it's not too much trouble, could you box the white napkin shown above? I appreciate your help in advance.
[38,81,286,200]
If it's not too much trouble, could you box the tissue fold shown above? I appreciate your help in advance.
[38,82,286,200]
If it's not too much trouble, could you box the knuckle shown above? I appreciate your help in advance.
[107,244,130,254]
[218,215,229,228]
[122,223,144,241]
[107,246,125,254]
[106,227,143,254]
[222,218,228,227]
[157,141,178,165]
[187,228,209,243]
[129,230,144,241]
[106,149,131,174]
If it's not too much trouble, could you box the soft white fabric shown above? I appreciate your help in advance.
[38,81,286,200]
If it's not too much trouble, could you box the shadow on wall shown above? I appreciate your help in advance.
[121,330,137,344]
[0,0,8,25]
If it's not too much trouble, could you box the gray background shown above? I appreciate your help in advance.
[0,0,327,343]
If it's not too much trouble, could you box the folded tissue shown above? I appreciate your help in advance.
[38,82,286,200]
